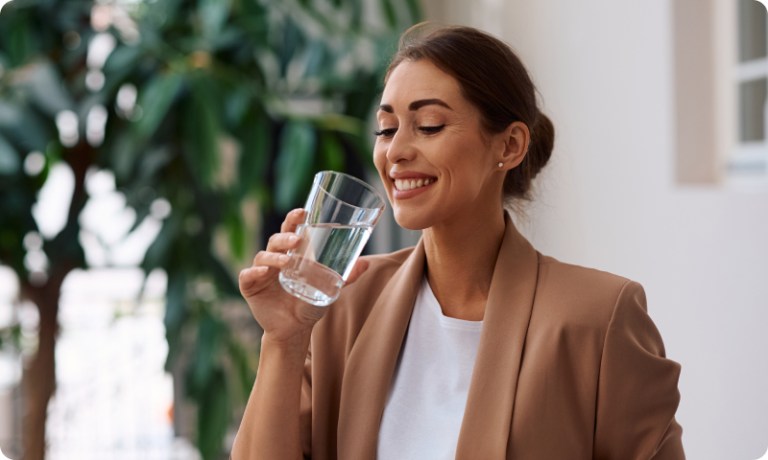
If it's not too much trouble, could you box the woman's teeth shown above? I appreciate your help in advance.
[395,178,434,191]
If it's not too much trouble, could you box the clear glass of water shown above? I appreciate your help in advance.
[278,171,385,306]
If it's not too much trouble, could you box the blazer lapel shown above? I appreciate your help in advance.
[337,240,426,459]
[455,216,540,459]
[337,215,539,459]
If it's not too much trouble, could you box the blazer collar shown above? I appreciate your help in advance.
[455,215,539,458]
[337,214,539,459]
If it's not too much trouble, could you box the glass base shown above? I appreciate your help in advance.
[279,268,343,307]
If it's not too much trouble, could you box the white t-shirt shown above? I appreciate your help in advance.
[377,277,483,460]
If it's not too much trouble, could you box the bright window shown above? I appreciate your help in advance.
[673,0,768,184]
[730,0,768,175]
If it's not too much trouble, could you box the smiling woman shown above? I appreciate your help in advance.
[231,23,684,460]
[374,59,529,232]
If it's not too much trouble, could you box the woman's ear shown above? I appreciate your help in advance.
[498,121,530,171]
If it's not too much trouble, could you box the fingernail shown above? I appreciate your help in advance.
[288,235,299,244]
[278,254,290,263]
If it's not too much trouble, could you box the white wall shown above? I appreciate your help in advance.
[423,0,768,458]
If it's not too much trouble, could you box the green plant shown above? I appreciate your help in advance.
[0,0,419,458]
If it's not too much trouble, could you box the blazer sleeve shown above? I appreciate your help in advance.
[593,280,685,460]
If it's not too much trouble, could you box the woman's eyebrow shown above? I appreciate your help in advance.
[409,98,452,111]
[378,98,453,113]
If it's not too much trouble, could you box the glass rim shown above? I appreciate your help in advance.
[313,170,386,211]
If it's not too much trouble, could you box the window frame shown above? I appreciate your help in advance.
[727,0,768,179]
[674,0,768,186]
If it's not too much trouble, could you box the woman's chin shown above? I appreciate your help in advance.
[392,209,431,231]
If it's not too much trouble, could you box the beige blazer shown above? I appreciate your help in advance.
[300,217,684,459]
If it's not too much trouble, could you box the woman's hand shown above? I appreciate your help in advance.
[238,208,369,347]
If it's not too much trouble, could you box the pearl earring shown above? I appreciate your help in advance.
[498,162,504,168]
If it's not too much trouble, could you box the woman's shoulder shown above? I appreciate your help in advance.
[537,254,636,291]
[533,254,647,328]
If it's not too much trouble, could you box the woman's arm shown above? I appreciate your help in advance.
[229,208,316,460]
[593,281,685,459]
[230,209,368,459]
[231,332,312,460]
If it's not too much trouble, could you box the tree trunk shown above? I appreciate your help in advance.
[21,278,62,460]
[18,140,92,459]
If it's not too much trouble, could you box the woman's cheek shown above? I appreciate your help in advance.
[372,149,388,187]
[373,146,386,172]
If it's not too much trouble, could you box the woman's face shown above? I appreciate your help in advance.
[374,59,508,231]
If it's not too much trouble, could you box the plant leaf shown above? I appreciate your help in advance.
[274,120,316,212]
[226,338,256,404]
[163,271,187,373]
[319,132,345,172]
[198,0,231,44]
[197,367,229,460]
[404,0,423,23]
[237,108,271,198]
[0,134,20,175]
[101,45,143,94]
[1,6,41,65]
[142,214,179,271]
[382,0,398,28]
[182,76,220,187]
[134,72,185,140]
[0,101,52,152]
[225,211,246,260]
[189,309,220,395]
[19,59,75,117]
[205,251,240,297]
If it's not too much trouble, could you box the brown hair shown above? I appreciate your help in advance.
[386,23,555,202]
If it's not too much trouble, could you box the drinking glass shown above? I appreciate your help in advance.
[278,171,386,306]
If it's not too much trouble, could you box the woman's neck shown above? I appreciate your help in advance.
[422,209,506,321]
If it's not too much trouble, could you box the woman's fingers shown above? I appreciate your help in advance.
[253,250,292,268]
[264,233,301,254]
[238,265,270,294]
[240,210,305,298]
[239,265,268,283]
[280,208,306,233]
[260,209,304,255]
[241,250,291,292]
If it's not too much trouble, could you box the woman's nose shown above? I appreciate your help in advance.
[385,130,417,164]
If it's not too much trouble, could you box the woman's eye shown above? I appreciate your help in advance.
[419,125,445,135]
[374,128,397,138]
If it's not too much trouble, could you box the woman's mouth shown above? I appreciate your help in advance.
[394,177,435,191]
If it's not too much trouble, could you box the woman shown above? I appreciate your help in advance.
[232,24,684,459]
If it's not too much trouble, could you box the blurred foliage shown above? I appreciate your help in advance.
[0,323,21,351]
[0,0,419,458]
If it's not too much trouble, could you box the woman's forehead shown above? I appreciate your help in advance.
[380,60,463,109]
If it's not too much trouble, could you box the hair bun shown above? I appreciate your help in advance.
[527,111,555,179]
